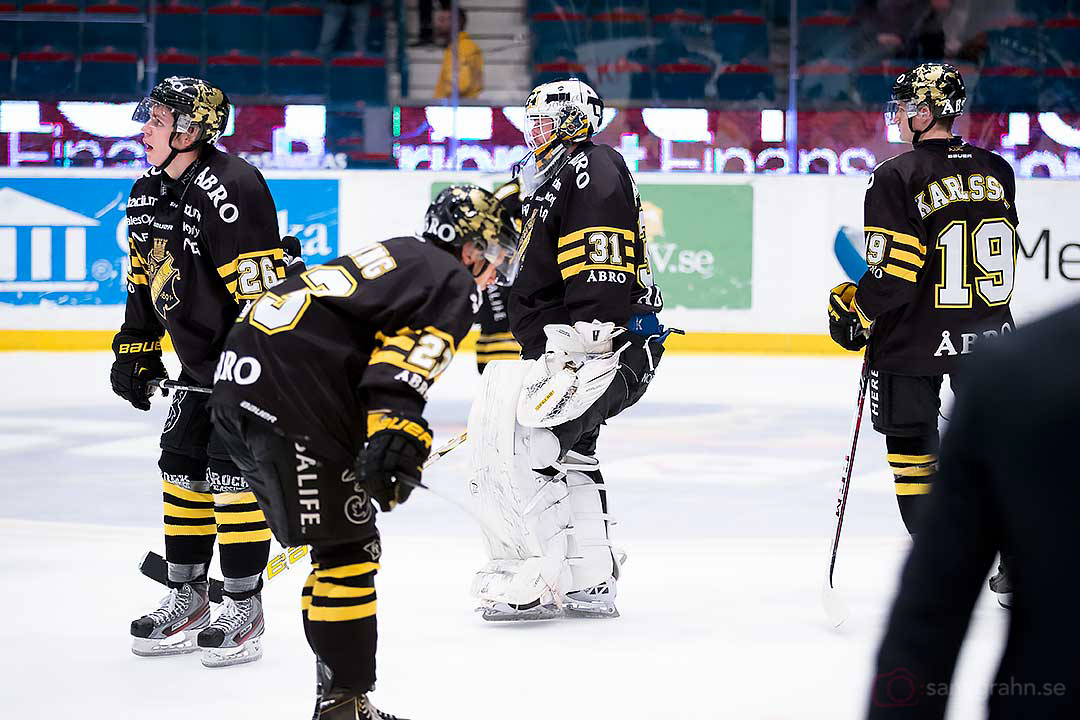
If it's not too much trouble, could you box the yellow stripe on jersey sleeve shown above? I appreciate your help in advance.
[883,264,918,282]
[865,226,927,255]
[889,247,925,268]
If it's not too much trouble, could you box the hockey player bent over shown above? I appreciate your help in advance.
[469,78,671,621]
[210,186,519,719]
[111,77,290,666]
[826,63,1018,605]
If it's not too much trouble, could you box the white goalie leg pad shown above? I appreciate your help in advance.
[562,467,619,592]
[467,360,572,606]
[517,321,630,428]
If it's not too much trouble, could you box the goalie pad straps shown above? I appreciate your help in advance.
[564,469,618,591]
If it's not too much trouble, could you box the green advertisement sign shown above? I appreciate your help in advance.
[430,181,753,310]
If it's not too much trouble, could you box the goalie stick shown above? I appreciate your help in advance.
[822,351,870,629]
[139,431,469,597]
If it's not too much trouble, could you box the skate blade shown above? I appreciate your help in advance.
[132,632,201,657]
[200,637,263,668]
[562,604,619,619]
[478,605,562,622]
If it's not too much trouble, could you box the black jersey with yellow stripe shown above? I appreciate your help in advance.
[854,137,1018,375]
[209,236,477,466]
[509,141,663,357]
[120,146,287,385]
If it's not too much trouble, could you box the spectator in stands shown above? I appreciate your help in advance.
[434,7,484,99]
[317,0,370,56]
[411,0,450,48]
[858,0,950,61]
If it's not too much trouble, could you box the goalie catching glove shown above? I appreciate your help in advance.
[357,411,433,511]
[828,282,872,352]
[110,333,167,411]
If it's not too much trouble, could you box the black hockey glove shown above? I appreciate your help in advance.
[828,282,871,351]
[356,411,433,512]
[110,333,167,411]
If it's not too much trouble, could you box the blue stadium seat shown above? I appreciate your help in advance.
[0,51,10,94]
[155,3,204,54]
[80,50,140,95]
[15,49,77,95]
[328,54,386,103]
[798,14,856,63]
[532,60,589,87]
[856,62,905,108]
[590,4,648,40]
[706,0,764,14]
[533,42,578,64]
[799,61,855,108]
[267,4,322,54]
[1042,66,1080,111]
[796,0,855,17]
[156,49,201,78]
[532,7,587,47]
[975,66,1039,112]
[1017,0,1065,21]
[984,23,1041,67]
[652,4,708,44]
[712,13,768,64]
[267,53,324,95]
[0,2,14,55]
[714,62,772,101]
[1045,17,1080,66]
[19,2,81,51]
[85,0,146,8]
[206,4,265,55]
[84,3,146,53]
[655,55,713,100]
[206,52,265,96]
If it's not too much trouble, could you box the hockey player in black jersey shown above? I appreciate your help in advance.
[473,179,524,372]
[827,63,1018,602]
[110,77,291,666]
[467,78,671,621]
[209,186,518,720]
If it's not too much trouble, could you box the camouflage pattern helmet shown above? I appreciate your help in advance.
[891,63,967,120]
[132,76,231,144]
[423,184,520,283]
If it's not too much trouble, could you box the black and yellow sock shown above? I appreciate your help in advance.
[303,545,379,693]
[163,480,216,587]
[886,434,939,536]
[214,489,272,600]
[476,331,521,373]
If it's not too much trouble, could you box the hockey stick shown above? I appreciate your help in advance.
[822,351,871,629]
[139,430,469,597]
[149,378,212,395]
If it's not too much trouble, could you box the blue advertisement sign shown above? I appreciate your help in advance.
[0,177,338,306]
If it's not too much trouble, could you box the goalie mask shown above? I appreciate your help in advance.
[423,185,521,285]
[132,76,231,168]
[514,78,604,197]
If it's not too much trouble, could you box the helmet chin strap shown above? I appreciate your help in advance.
[909,113,939,145]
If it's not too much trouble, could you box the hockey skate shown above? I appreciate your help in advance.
[196,593,264,667]
[563,577,619,619]
[477,597,562,622]
[130,582,211,657]
[314,660,408,720]
[989,560,1013,609]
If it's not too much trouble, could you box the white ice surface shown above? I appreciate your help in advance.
[0,353,1006,719]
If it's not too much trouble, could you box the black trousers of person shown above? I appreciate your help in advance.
[870,368,970,536]
[213,408,381,693]
[159,382,271,599]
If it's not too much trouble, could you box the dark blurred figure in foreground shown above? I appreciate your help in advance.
[859,0,951,61]
[867,301,1080,719]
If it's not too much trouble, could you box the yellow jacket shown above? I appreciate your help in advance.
[435,32,484,99]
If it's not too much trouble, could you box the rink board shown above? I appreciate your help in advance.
[1,168,1078,352]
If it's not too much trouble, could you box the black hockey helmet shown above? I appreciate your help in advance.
[132,77,230,167]
[423,185,520,284]
[886,63,966,142]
